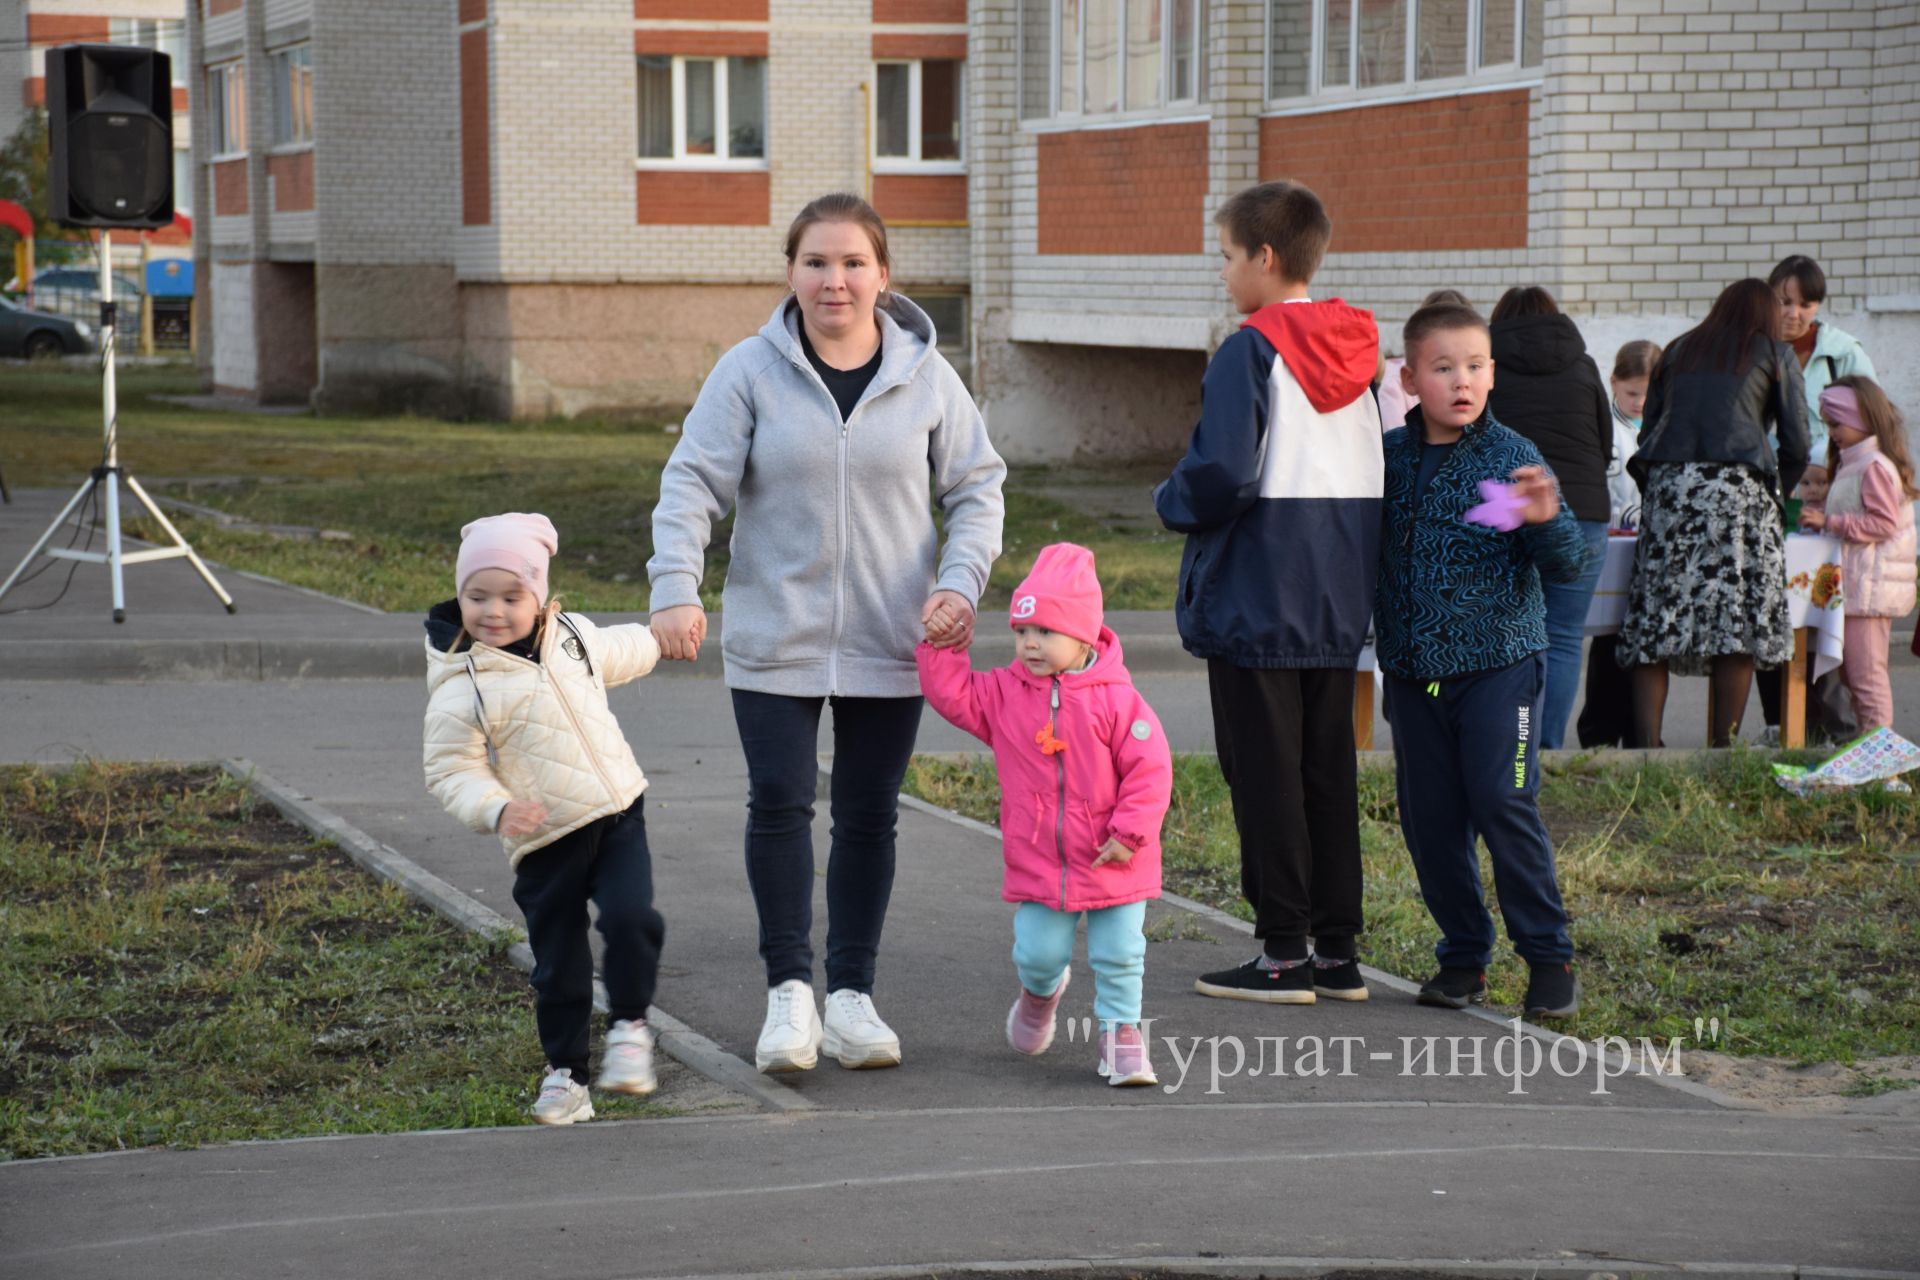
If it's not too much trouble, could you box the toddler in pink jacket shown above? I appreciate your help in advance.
[917,543,1173,1086]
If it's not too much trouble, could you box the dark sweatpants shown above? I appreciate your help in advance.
[510,796,664,1081]
[1206,660,1363,961]
[1384,654,1572,969]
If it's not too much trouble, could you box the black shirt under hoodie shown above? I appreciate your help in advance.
[425,598,541,663]
[1487,313,1615,523]
[799,324,882,422]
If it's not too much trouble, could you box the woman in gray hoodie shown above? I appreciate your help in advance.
[647,194,1006,1076]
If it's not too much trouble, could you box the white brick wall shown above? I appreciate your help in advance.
[969,0,1920,457]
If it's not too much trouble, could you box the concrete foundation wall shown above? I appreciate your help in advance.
[210,261,256,393]
[976,311,1204,464]
[459,281,788,420]
[312,264,465,417]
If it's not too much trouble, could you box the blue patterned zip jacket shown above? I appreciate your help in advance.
[1375,407,1591,682]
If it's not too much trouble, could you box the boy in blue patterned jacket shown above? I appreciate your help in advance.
[1376,301,1589,1019]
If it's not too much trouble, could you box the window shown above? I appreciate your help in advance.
[874,60,964,169]
[272,46,314,146]
[1267,0,1543,103]
[111,18,186,85]
[173,149,193,214]
[209,61,246,157]
[636,55,767,165]
[1018,0,1202,121]
[917,292,972,385]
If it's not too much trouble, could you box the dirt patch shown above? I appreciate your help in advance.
[1685,1051,1920,1113]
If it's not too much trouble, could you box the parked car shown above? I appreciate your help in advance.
[20,267,144,323]
[0,294,94,359]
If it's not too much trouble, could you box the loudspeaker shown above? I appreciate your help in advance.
[46,43,174,229]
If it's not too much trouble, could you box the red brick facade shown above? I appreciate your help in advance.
[634,30,769,57]
[1258,92,1530,253]
[871,33,966,59]
[27,15,111,44]
[458,0,487,23]
[872,173,966,224]
[873,0,966,21]
[213,158,247,216]
[22,78,44,108]
[460,29,490,226]
[206,0,243,15]
[635,0,766,19]
[269,150,314,212]
[636,170,769,226]
[1037,122,1209,255]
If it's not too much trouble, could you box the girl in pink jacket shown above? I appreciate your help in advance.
[917,543,1173,1086]
[1800,378,1919,731]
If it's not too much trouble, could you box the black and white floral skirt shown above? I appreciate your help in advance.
[1616,462,1792,674]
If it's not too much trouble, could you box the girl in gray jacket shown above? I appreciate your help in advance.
[647,194,1005,1074]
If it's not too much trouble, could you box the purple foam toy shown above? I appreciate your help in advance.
[1463,479,1527,532]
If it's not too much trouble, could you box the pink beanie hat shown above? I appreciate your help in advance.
[1818,385,1865,433]
[456,512,558,603]
[1009,543,1103,646]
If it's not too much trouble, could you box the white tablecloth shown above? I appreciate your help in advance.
[1585,532,1846,679]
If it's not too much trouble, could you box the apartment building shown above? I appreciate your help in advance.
[169,1,1919,457]
[0,0,193,252]
[181,0,972,414]
[969,0,1920,459]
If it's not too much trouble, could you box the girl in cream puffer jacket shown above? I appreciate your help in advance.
[422,512,666,1125]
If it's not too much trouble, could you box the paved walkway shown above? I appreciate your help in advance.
[2,488,1918,1276]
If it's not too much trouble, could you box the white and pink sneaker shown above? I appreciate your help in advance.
[1098,1023,1158,1087]
[1005,968,1070,1056]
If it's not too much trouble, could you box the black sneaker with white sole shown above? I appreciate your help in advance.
[1194,955,1315,1004]
[1523,962,1581,1019]
[1416,966,1487,1009]
[1310,957,1369,1001]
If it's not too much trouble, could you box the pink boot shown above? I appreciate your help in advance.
[1005,968,1070,1055]
[1098,1023,1158,1087]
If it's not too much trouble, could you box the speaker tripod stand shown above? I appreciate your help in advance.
[0,230,234,622]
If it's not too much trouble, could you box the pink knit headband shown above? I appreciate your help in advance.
[1819,385,1864,432]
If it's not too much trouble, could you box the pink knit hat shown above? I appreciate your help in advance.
[1009,543,1103,646]
[1818,385,1865,433]
[457,512,558,603]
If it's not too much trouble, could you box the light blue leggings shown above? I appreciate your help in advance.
[1011,900,1148,1027]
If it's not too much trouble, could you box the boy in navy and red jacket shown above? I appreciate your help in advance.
[1154,180,1383,1005]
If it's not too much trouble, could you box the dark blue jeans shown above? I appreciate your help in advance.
[510,796,663,1080]
[1384,654,1573,969]
[730,689,923,994]
[1539,519,1609,750]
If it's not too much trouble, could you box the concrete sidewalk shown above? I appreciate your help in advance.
[7,673,1920,1274]
[5,492,1920,1274]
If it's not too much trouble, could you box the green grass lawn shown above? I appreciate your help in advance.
[0,763,674,1157]
[904,751,1920,1065]
[7,364,1185,612]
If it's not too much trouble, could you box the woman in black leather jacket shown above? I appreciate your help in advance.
[1615,278,1810,747]
[1488,286,1613,749]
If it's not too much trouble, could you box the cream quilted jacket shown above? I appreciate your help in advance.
[423,611,661,867]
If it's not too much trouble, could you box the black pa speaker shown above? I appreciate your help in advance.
[46,43,174,229]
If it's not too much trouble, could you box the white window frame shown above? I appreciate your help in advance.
[1026,0,1205,126]
[111,18,187,86]
[270,44,314,151]
[872,60,966,175]
[634,54,769,171]
[208,60,246,160]
[1264,0,1542,113]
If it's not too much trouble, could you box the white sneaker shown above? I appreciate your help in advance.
[822,989,902,1069]
[598,1019,657,1096]
[755,979,822,1073]
[530,1066,593,1125]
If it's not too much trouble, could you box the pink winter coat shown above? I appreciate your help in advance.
[916,627,1172,912]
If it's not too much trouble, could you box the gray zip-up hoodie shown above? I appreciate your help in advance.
[647,293,1006,698]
